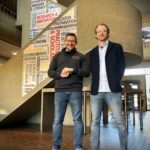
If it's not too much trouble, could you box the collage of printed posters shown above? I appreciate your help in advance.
[22,0,77,96]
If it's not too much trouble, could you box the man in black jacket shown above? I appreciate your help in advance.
[89,23,127,150]
[48,33,90,150]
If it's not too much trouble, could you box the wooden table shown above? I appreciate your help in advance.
[40,87,91,134]
[122,89,143,130]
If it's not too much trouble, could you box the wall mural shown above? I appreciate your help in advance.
[22,0,77,96]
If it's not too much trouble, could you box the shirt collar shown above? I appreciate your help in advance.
[99,40,109,48]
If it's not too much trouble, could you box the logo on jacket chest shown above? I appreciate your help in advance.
[72,55,80,60]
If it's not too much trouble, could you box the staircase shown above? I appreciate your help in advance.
[0,1,76,127]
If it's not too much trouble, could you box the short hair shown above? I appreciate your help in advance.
[65,33,77,43]
[95,23,110,34]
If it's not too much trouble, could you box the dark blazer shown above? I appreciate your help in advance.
[89,41,125,95]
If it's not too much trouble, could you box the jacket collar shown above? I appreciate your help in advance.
[62,47,77,55]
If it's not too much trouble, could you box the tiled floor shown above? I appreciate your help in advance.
[0,111,150,150]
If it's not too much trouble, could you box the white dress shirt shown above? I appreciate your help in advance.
[98,41,111,92]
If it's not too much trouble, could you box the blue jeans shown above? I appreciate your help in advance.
[90,92,127,150]
[52,92,84,150]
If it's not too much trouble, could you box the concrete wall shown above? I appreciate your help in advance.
[0,0,31,115]
[0,51,23,114]
[16,0,31,47]
[142,13,150,22]
[0,11,21,46]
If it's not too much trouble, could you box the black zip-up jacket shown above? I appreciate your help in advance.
[48,48,90,92]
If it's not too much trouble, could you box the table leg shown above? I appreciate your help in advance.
[132,97,135,126]
[124,92,128,131]
[40,90,44,133]
[140,94,143,130]
[83,91,86,134]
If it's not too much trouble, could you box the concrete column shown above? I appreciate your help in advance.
[77,0,143,67]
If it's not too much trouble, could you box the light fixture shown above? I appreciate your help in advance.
[11,51,17,56]
[51,0,58,3]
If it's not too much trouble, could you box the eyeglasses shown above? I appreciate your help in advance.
[96,30,107,33]
[65,40,76,43]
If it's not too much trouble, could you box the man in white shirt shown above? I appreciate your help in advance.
[89,23,127,150]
